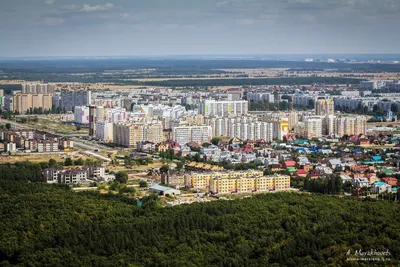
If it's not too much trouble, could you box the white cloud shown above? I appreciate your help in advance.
[81,3,114,12]
[45,0,55,4]
[216,1,229,7]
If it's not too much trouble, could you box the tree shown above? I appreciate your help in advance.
[74,158,84,166]
[115,171,128,184]
[76,125,82,131]
[139,180,148,188]
[64,158,73,166]
[5,123,11,130]
[176,161,184,171]
[202,142,211,148]
[211,137,222,146]
[160,165,169,174]
[48,159,57,167]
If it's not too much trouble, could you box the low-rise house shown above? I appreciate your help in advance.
[179,145,192,157]
[149,185,181,196]
[352,178,369,188]
[265,158,280,166]
[296,169,307,177]
[382,177,398,186]
[371,182,392,194]
[284,161,296,168]
[270,164,282,172]
[241,153,257,163]
[328,159,342,169]
[340,175,353,184]
[137,141,156,153]
[366,174,380,185]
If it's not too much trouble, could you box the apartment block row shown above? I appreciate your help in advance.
[43,166,112,184]
[199,100,249,117]
[12,93,53,114]
[22,83,56,94]
[246,92,275,103]
[0,129,73,153]
[295,115,367,139]
[183,170,290,194]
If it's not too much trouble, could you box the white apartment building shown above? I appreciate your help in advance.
[199,100,248,117]
[360,80,392,90]
[247,92,274,103]
[108,107,127,123]
[172,126,212,145]
[96,121,114,143]
[74,106,90,124]
[298,116,323,139]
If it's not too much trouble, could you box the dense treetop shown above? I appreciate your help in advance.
[0,179,399,267]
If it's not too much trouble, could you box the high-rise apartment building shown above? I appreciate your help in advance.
[74,106,90,124]
[22,84,56,94]
[12,93,52,114]
[316,99,334,116]
[172,126,212,145]
[144,123,164,144]
[59,91,92,111]
[113,122,163,147]
[334,116,367,137]
[96,121,114,143]
[296,116,323,139]
[273,119,289,140]
[89,106,109,136]
[199,100,248,117]
[113,123,144,148]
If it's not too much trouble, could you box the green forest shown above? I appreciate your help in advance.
[0,178,399,266]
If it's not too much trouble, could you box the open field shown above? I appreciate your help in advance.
[0,153,66,164]
[23,117,88,135]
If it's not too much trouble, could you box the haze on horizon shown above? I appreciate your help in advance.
[1,0,400,57]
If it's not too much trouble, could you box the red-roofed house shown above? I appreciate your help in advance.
[284,161,296,168]
[241,146,253,153]
[382,177,398,186]
[296,169,308,177]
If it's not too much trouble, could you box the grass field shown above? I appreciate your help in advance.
[24,118,88,135]
[0,154,66,164]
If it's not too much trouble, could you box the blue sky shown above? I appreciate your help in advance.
[1,0,400,57]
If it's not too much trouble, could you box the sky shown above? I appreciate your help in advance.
[1,0,400,57]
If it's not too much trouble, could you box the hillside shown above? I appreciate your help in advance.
[0,181,399,266]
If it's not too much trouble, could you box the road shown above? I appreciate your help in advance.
[80,151,111,162]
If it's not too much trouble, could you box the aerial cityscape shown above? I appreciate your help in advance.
[1,0,400,266]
